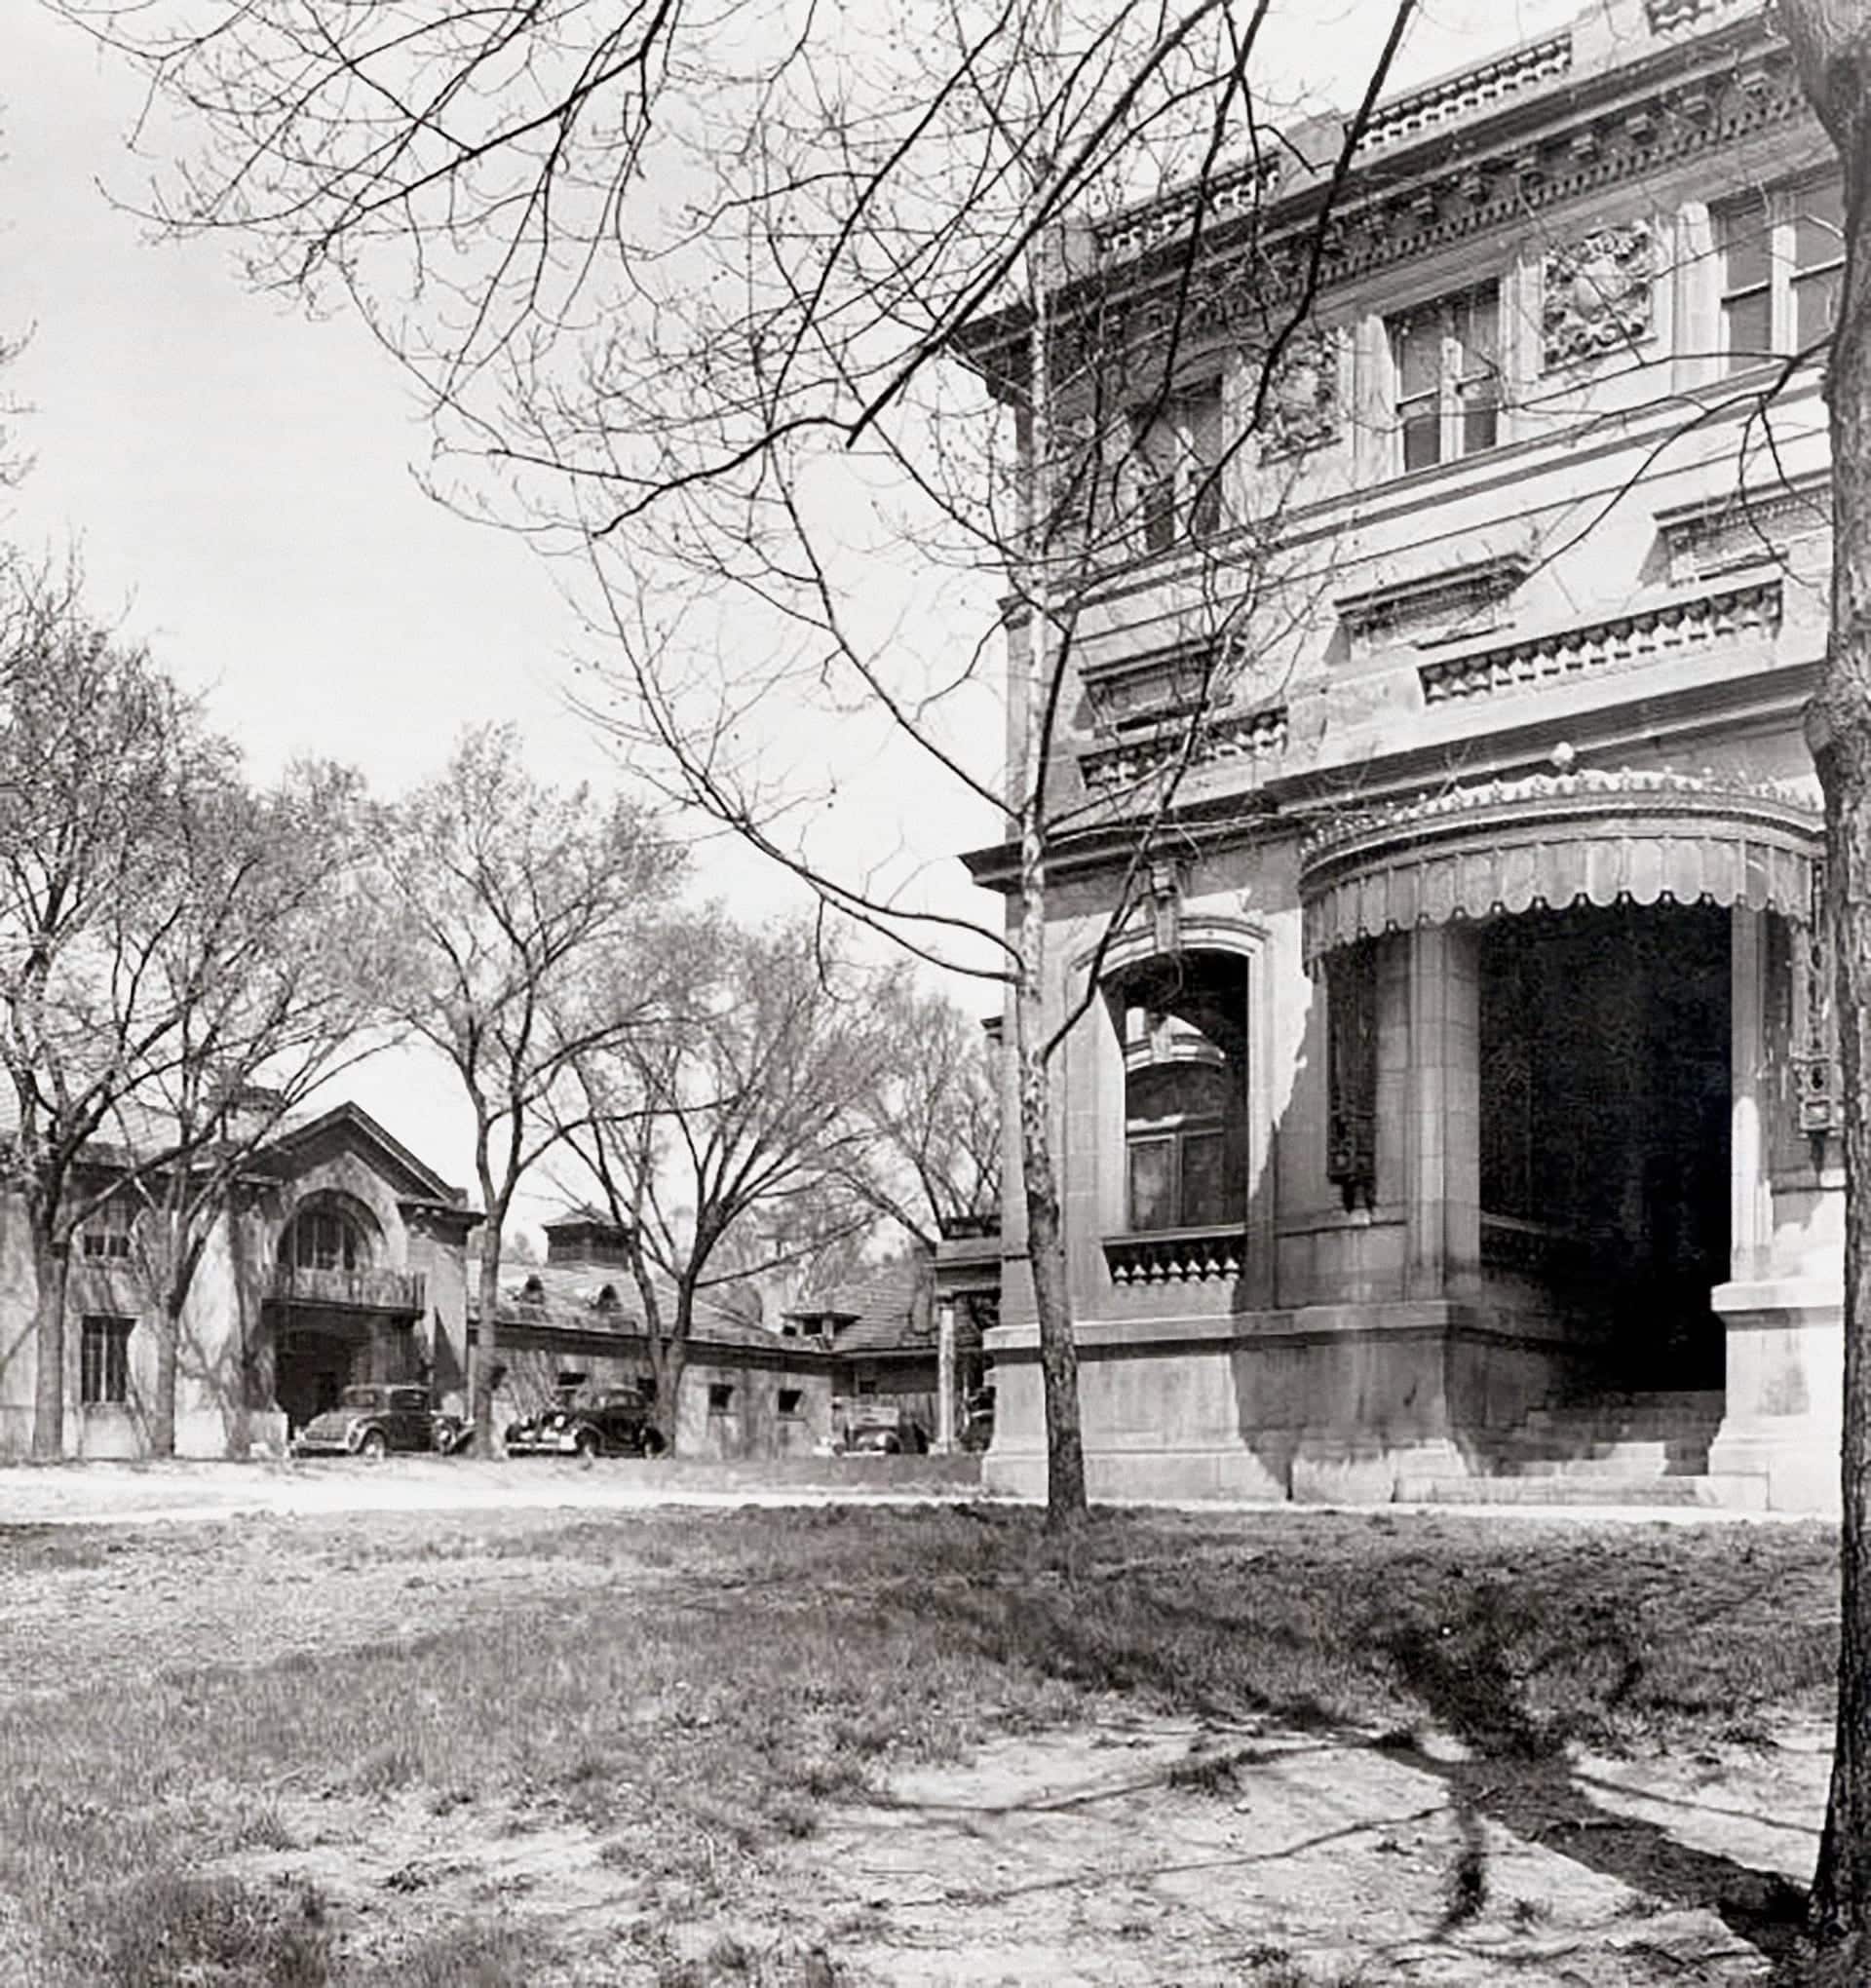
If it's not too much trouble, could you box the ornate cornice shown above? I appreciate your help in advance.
[1334,551,1532,653]
[963,7,1800,392]
[1655,472,1830,583]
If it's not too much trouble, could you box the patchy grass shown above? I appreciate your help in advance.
[0,1503,1842,1982]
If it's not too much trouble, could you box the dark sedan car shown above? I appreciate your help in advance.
[290,1385,467,1460]
[506,1387,666,1459]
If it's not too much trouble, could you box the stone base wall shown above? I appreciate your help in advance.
[1706,1277,1842,1514]
[981,1301,1571,1504]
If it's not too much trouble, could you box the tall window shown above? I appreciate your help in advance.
[1716,174,1843,372]
[1390,286,1501,472]
[1118,954,1248,1233]
[1132,383,1224,554]
[286,1206,366,1272]
[81,1316,133,1405]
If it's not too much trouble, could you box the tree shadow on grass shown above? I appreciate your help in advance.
[924,1570,1812,1969]
[1371,1587,1810,1968]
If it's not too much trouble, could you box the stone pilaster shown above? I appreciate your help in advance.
[1404,924,1481,1300]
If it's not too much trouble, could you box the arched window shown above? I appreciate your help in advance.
[1115,953,1248,1232]
[284,1204,371,1273]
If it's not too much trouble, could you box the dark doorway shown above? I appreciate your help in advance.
[1480,902,1731,1389]
[273,1315,418,1431]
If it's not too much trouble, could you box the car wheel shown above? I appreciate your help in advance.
[573,1428,601,1460]
[358,1428,389,1461]
[638,1429,666,1459]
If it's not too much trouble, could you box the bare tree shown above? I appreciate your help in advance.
[850,979,1001,1251]
[370,723,676,1454]
[555,914,891,1452]
[112,758,387,1455]
[1772,5,1871,1972]
[0,571,233,1457]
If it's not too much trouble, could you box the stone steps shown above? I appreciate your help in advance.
[1401,1390,1727,1504]
[1399,1472,1717,1507]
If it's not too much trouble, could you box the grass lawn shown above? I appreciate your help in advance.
[0,1504,1841,1984]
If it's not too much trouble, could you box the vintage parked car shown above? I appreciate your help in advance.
[505,1388,666,1459]
[290,1384,469,1460]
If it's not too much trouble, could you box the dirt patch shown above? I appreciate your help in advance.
[794,1715,1794,1985]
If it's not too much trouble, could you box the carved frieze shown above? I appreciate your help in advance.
[1543,222,1655,369]
[1078,705,1287,795]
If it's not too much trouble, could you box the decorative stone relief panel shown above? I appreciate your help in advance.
[1543,222,1655,369]
[1257,327,1341,459]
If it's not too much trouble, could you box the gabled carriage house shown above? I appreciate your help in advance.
[0,1104,477,1459]
[965,0,1847,1510]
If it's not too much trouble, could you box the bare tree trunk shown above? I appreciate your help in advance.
[654,1334,688,1456]
[151,1298,181,1458]
[1017,872,1086,1531]
[29,1224,69,1461]
[474,1235,506,1459]
[1782,0,1871,1966]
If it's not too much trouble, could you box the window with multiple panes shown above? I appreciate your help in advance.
[81,1316,133,1405]
[1118,954,1248,1234]
[287,1206,365,1273]
[1390,286,1501,472]
[1715,173,1844,372]
[1132,382,1225,554]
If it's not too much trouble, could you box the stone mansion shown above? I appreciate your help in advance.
[965,0,1849,1510]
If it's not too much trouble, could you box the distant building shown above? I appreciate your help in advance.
[0,1123,833,1461]
[787,1235,997,1451]
[481,1212,836,1457]
[963,0,1844,1510]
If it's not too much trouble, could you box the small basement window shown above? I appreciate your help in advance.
[778,1388,804,1416]
[707,1383,735,1413]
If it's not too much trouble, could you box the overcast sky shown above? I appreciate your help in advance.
[5,0,1585,1230]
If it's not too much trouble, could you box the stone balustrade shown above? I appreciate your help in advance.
[1418,581,1781,707]
[1104,1226,1245,1286]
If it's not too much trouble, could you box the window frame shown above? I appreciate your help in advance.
[706,1382,735,1414]
[80,1315,134,1406]
[1130,379,1226,555]
[1115,961,1250,1237]
[1387,284,1503,474]
[1714,172,1844,374]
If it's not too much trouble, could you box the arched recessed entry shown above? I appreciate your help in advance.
[1078,912,1275,1298]
[271,1191,412,1433]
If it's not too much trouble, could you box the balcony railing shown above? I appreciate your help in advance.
[1104,1226,1244,1287]
[268,1263,427,1316]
